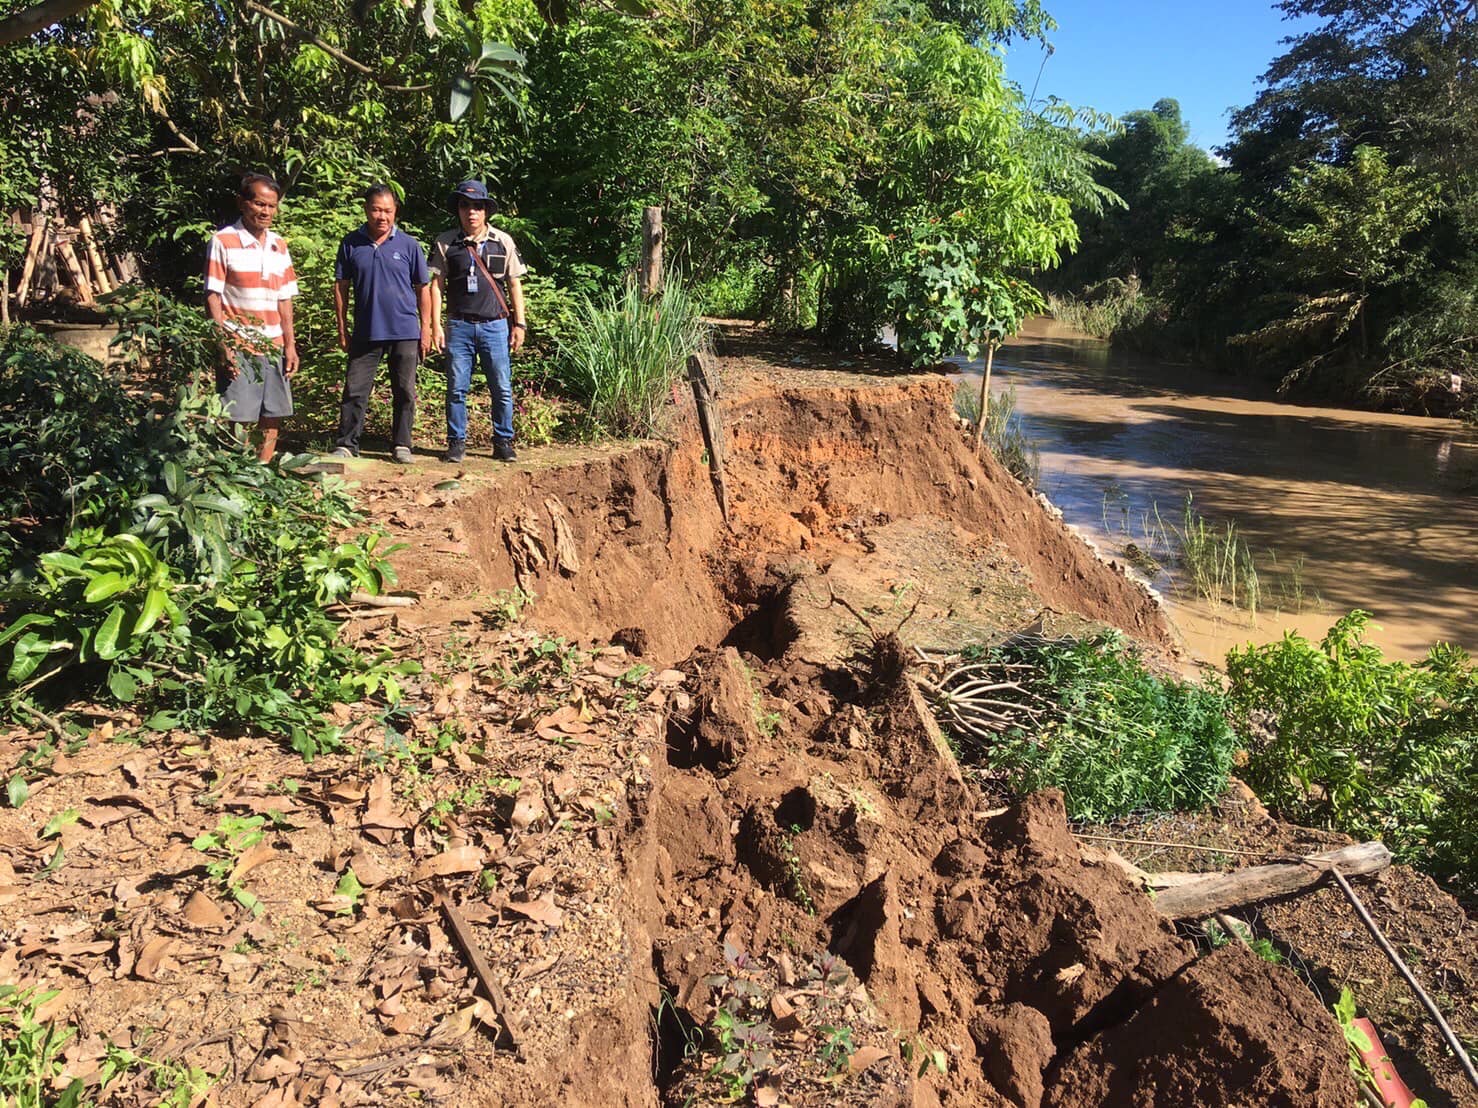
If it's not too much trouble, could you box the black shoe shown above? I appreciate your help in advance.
[493,438,517,462]
[441,439,466,463]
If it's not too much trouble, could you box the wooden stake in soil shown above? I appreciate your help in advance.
[687,352,730,524]
[639,205,663,299]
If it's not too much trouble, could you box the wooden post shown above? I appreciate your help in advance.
[639,205,663,299]
[688,352,730,525]
[15,214,46,309]
[1,267,8,326]
[974,341,996,450]
[57,238,94,304]
[78,215,113,295]
[34,222,59,302]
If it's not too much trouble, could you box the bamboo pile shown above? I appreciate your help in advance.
[6,205,139,314]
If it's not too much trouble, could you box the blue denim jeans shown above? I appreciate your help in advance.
[445,317,513,443]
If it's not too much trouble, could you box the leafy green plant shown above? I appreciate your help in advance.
[947,633,1239,821]
[817,1024,855,1076]
[555,277,711,438]
[1333,986,1430,1108]
[1226,611,1478,895]
[0,317,419,759]
[191,813,267,915]
[781,826,816,916]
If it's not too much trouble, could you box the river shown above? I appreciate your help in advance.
[972,318,1478,665]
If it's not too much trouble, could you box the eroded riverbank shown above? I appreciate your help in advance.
[988,318,1478,663]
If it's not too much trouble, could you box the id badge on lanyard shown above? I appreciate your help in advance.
[466,243,479,293]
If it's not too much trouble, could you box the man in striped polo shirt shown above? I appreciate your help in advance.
[204,173,300,462]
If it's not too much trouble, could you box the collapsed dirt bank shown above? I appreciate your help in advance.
[1,334,1413,1106]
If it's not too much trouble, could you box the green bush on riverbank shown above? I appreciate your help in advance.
[0,312,413,762]
[944,633,1238,822]
[1226,611,1478,898]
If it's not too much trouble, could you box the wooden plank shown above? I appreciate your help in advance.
[78,215,113,295]
[57,240,94,304]
[1150,841,1391,919]
[438,897,521,1051]
[15,213,46,308]
[687,352,730,524]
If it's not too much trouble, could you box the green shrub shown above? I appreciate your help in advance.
[555,277,710,438]
[953,381,1041,487]
[0,304,414,759]
[956,633,1239,822]
[1226,611,1478,895]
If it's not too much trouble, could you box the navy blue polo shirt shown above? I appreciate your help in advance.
[334,226,430,343]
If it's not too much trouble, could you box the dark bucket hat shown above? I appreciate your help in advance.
[449,179,496,212]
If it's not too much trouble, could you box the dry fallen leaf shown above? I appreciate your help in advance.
[849,1045,890,1074]
[504,893,563,929]
[133,937,177,981]
[229,843,278,887]
[411,845,483,882]
[183,890,230,930]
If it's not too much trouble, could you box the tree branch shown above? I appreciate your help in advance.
[0,0,97,45]
[241,0,431,91]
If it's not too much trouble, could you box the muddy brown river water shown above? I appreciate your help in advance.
[975,318,1478,664]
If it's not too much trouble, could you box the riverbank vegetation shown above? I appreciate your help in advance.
[1226,611,1478,898]
[1047,0,1478,419]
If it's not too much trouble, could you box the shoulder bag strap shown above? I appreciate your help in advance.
[466,240,512,319]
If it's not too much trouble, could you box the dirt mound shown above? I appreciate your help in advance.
[1046,945,1356,1106]
[642,640,1356,1106]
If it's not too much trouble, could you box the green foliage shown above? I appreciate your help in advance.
[554,277,710,438]
[0,985,213,1107]
[192,814,268,915]
[1225,611,1478,895]
[977,633,1239,822]
[952,381,1040,486]
[1332,986,1430,1108]
[0,314,418,759]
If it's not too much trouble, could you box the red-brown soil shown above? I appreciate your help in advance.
[6,327,1450,1107]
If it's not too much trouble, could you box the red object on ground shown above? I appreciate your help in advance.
[1354,1017,1419,1108]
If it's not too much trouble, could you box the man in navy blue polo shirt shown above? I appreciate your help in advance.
[331,184,432,463]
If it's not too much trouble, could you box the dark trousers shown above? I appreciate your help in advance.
[335,340,418,451]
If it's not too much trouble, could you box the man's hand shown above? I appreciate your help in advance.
[284,342,300,378]
[432,327,446,353]
[337,331,349,353]
[510,323,526,354]
[220,343,238,379]
[419,328,433,360]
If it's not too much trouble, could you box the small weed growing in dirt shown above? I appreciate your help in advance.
[0,985,212,1107]
[901,1036,950,1078]
[480,587,535,629]
[1333,987,1430,1108]
[192,813,267,915]
[781,826,816,915]
[817,1024,856,1075]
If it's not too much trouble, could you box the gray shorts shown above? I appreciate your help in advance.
[219,351,293,421]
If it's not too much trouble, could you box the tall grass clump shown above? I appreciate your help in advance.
[1226,611,1478,897]
[556,277,711,438]
[942,633,1239,822]
[1170,495,1261,612]
[953,381,1041,487]
[1046,282,1159,340]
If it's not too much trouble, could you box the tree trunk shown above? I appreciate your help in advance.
[974,342,996,450]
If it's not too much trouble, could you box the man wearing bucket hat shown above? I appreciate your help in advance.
[427,179,528,463]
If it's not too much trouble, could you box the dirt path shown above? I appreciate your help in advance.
[9,328,1469,1106]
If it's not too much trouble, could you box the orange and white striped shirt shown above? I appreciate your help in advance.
[205,221,299,347]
